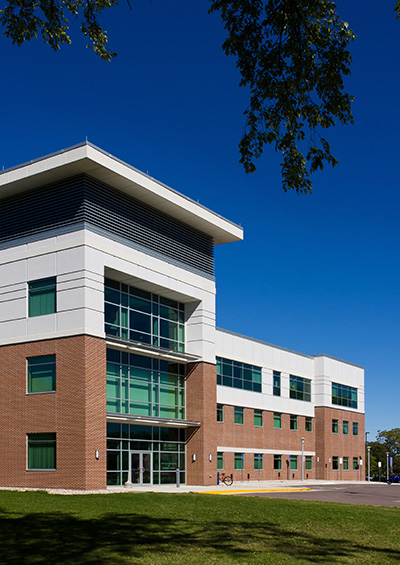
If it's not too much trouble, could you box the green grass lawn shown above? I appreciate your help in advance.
[0,491,399,564]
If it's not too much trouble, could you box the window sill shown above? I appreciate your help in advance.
[27,469,57,472]
[26,391,56,396]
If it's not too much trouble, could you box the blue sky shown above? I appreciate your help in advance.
[1,1,399,440]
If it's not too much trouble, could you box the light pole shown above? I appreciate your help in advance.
[367,445,371,482]
[386,452,389,482]
[365,431,370,482]
[301,437,305,481]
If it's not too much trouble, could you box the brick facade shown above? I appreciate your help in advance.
[0,335,107,490]
[315,406,365,480]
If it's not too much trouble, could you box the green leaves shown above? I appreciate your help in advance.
[210,0,355,193]
[0,0,117,61]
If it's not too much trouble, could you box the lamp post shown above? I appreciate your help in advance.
[365,431,370,482]
[367,445,371,482]
[386,452,389,482]
[301,437,305,481]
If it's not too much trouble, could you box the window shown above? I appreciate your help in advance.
[289,375,311,402]
[234,453,244,470]
[217,404,223,423]
[353,422,359,436]
[28,277,56,317]
[343,457,349,471]
[234,407,244,425]
[106,349,185,419]
[274,454,282,470]
[254,454,263,470]
[290,415,298,430]
[353,457,359,470]
[290,455,298,470]
[273,370,281,396]
[216,357,262,393]
[305,456,312,470]
[274,413,282,429]
[343,421,349,435]
[27,355,56,393]
[105,279,185,352]
[217,452,224,471]
[332,456,339,471]
[305,417,313,432]
[254,409,263,427]
[332,419,338,434]
[27,433,56,470]
[332,382,357,409]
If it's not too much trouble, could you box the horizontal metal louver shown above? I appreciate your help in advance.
[0,175,214,277]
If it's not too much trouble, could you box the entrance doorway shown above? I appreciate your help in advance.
[131,452,152,485]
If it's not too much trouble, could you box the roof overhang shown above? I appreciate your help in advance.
[0,142,243,245]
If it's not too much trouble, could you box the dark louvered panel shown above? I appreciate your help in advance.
[0,174,214,277]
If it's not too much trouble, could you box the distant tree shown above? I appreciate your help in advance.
[1,1,400,193]
[369,429,400,478]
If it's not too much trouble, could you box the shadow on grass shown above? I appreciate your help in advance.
[0,507,399,564]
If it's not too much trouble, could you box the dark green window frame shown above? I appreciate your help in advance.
[27,433,56,470]
[305,455,312,470]
[254,454,263,470]
[274,413,282,429]
[343,456,349,470]
[353,457,359,470]
[27,355,56,393]
[289,374,311,402]
[234,453,244,470]
[217,452,224,471]
[254,409,262,427]
[216,357,262,393]
[217,404,223,423]
[305,417,313,432]
[332,382,357,409]
[290,415,298,431]
[343,421,349,435]
[332,456,339,471]
[234,407,244,425]
[332,419,338,434]
[290,455,298,470]
[274,454,282,470]
[353,422,359,436]
[28,277,56,317]
[273,370,281,396]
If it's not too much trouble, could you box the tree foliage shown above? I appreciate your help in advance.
[209,0,355,193]
[368,429,400,477]
[0,0,117,61]
[1,1,400,193]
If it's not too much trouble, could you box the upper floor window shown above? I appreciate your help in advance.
[28,277,56,317]
[216,357,261,393]
[343,421,349,435]
[105,279,185,352]
[290,415,298,430]
[289,375,311,402]
[353,422,359,436]
[274,413,282,429]
[305,417,313,432]
[332,382,357,409]
[332,419,339,434]
[217,404,224,422]
[106,349,185,419]
[254,409,263,427]
[273,371,281,396]
[27,355,56,393]
[234,407,244,425]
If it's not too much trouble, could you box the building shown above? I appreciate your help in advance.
[0,143,365,489]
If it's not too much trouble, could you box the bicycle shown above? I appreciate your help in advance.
[219,472,233,486]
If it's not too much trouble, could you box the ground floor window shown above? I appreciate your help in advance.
[353,457,359,470]
[217,452,224,470]
[107,423,185,485]
[290,455,298,470]
[234,453,244,470]
[27,433,56,470]
[332,456,339,471]
[254,454,263,470]
[305,456,312,470]
[274,454,282,470]
[343,457,349,470]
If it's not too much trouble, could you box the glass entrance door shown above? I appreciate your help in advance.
[131,452,152,485]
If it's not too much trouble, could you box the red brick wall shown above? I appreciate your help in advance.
[185,361,217,485]
[315,406,365,480]
[0,336,107,490]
